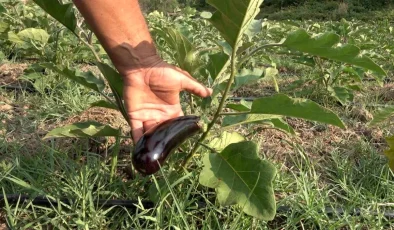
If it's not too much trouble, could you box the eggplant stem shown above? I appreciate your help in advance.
[182,43,238,167]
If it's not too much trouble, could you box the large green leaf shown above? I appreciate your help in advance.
[205,52,229,81]
[223,114,280,127]
[384,136,394,171]
[0,4,5,13]
[234,68,264,88]
[43,121,119,139]
[154,27,199,74]
[214,68,264,96]
[96,62,123,98]
[32,0,77,34]
[41,63,105,93]
[328,86,354,105]
[369,106,394,126]
[199,141,277,220]
[226,100,252,112]
[18,28,49,44]
[222,114,295,134]
[251,94,346,129]
[96,62,129,122]
[207,0,264,49]
[209,131,245,151]
[8,28,49,48]
[0,21,9,33]
[281,29,386,76]
[90,100,118,110]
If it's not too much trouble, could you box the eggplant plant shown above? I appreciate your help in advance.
[369,107,394,172]
[32,0,387,220]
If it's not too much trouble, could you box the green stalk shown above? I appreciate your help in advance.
[219,111,250,116]
[182,45,238,167]
[189,92,194,114]
[238,43,282,67]
[110,129,121,183]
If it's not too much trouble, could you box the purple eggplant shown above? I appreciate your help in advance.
[132,115,202,175]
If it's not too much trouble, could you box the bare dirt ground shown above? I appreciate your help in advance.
[0,63,29,86]
[1,63,130,157]
[0,212,7,230]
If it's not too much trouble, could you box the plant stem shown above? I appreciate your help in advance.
[79,37,101,62]
[110,130,121,183]
[189,93,194,114]
[238,43,282,67]
[198,142,219,154]
[98,91,118,108]
[182,45,238,167]
[219,111,250,116]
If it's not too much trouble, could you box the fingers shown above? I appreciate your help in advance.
[181,76,213,98]
[130,109,183,144]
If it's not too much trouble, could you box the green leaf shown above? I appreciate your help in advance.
[41,63,105,93]
[90,100,118,110]
[226,100,251,112]
[0,21,9,33]
[205,52,229,81]
[207,0,264,48]
[32,0,77,34]
[0,4,5,13]
[269,118,295,134]
[209,131,245,151]
[234,68,264,89]
[328,86,354,105]
[153,27,199,74]
[200,11,212,19]
[43,121,119,139]
[369,106,394,126]
[17,28,49,45]
[8,31,25,45]
[281,29,386,76]
[245,19,262,39]
[222,114,295,134]
[223,114,280,127]
[251,94,346,129]
[215,68,264,96]
[96,62,123,98]
[384,136,394,171]
[263,67,279,92]
[199,141,277,220]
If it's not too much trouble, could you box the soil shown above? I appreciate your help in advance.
[378,83,394,102]
[0,63,29,87]
[0,212,7,230]
[257,117,387,168]
[1,62,130,158]
[1,104,133,157]
[41,107,133,156]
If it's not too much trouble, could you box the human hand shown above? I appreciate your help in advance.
[123,59,212,143]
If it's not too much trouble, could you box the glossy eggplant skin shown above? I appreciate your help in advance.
[132,115,201,175]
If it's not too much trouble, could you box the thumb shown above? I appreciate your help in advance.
[181,75,212,98]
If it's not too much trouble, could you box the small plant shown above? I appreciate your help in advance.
[335,2,349,18]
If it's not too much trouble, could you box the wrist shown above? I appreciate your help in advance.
[110,42,163,76]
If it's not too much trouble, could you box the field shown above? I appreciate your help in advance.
[1,1,394,229]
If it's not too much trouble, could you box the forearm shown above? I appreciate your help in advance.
[72,0,159,75]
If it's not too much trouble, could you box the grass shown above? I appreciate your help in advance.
[1,65,394,229]
[1,5,394,229]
